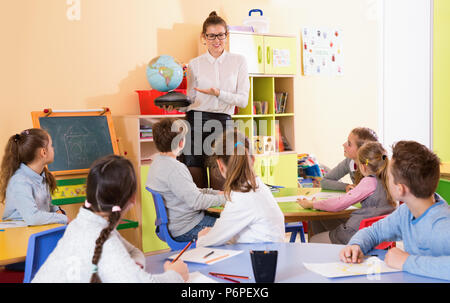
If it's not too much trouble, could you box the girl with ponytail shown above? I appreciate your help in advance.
[1,128,67,225]
[298,141,396,244]
[196,129,285,247]
[32,155,188,283]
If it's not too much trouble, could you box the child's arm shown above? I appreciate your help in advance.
[399,219,450,281]
[8,182,67,225]
[312,177,377,212]
[196,200,252,247]
[168,169,226,210]
[116,231,146,269]
[347,206,404,254]
[320,159,352,191]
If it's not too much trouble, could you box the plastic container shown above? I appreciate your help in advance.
[243,9,269,34]
[136,89,186,115]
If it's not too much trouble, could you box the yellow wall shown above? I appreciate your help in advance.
[434,0,450,172]
[0,0,378,213]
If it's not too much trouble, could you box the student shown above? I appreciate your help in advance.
[33,155,188,283]
[340,141,450,281]
[146,118,226,242]
[196,130,285,247]
[321,127,378,192]
[0,128,68,225]
[298,141,396,244]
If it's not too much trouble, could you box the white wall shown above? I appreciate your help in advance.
[379,0,433,152]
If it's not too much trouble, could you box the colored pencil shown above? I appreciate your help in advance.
[209,272,249,279]
[171,240,193,264]
[205,253,229,264]
[209,273,240,283]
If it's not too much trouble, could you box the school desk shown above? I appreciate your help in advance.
[145,242,447,283]
[207,187,359,239]
[0,223,63,266]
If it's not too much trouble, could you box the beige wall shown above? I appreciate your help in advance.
[0,0,378,211]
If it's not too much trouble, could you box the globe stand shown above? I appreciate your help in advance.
[154,90,192,108]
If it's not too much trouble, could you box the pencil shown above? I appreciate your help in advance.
[209,273,240,283]
[209,272,249,279]
[205,253,229,264]
[171,240,193,264]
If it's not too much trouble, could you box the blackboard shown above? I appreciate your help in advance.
[34,113,118,175]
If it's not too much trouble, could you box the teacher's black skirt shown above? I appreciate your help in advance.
[179,110,232,168]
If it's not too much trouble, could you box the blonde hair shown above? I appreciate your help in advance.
[357,142,395,207]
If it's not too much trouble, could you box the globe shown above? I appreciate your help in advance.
[146,55,183,92]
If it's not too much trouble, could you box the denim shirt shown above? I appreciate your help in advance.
[2,163,67,225]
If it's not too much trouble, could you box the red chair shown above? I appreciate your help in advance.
[0,268,25,283]
[359,215,396,250]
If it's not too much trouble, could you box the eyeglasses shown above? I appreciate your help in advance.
[205,32,228,40]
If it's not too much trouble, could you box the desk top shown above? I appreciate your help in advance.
[209,187,360,222]
[145,242,446,283]
[0,223,63,266]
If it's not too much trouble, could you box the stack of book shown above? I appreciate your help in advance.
[140,125,153,139]
[253,101,268,114]
[275,92,288,114]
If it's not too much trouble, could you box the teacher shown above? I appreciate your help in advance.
[180,11,250,190]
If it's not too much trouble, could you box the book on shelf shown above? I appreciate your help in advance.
[275,92,288,114]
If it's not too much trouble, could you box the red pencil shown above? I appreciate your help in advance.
[209,272,249,280]
[171,240,193,264]
[209,273,240,283]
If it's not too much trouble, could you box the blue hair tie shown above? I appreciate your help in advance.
[235,142,244,147]
[92,264,98,274]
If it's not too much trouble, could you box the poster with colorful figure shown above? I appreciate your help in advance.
[301,27,343,76]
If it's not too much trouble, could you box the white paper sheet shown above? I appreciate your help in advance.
[168,247,243,265]
[303,257,401,278]
[188,271,218,283]
[274,195,307,203]
[0,221,28,229]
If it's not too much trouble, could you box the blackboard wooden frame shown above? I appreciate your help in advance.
[31,109,119,176]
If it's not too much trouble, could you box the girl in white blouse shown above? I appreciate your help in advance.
[179,11,250,190]
[32,155,188,283]
[196,130,285,247]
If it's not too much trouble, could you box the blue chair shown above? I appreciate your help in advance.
[285,222,306,243]
[146,187,196,251]
[23,225,66,283]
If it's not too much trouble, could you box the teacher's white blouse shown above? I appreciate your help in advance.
[186,51,249,115]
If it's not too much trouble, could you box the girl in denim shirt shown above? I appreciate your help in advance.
[1,128,68,225]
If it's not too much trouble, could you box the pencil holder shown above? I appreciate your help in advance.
[250,250,278,283]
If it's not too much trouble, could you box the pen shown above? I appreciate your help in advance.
[171,240,193,264]
[203,250,214,258]
[0,230,5,232]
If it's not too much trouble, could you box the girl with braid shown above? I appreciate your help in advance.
[1,128,68,225]
[33,155,188,283]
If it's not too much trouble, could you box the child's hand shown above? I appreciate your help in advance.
[345,184,356,192]
[384,247,409,269]
[197,227,211,238]
[339,245,364,263]
[164,260,189,282]
[297,198,315,209]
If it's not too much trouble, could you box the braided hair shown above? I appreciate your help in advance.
[84,155,137,283]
